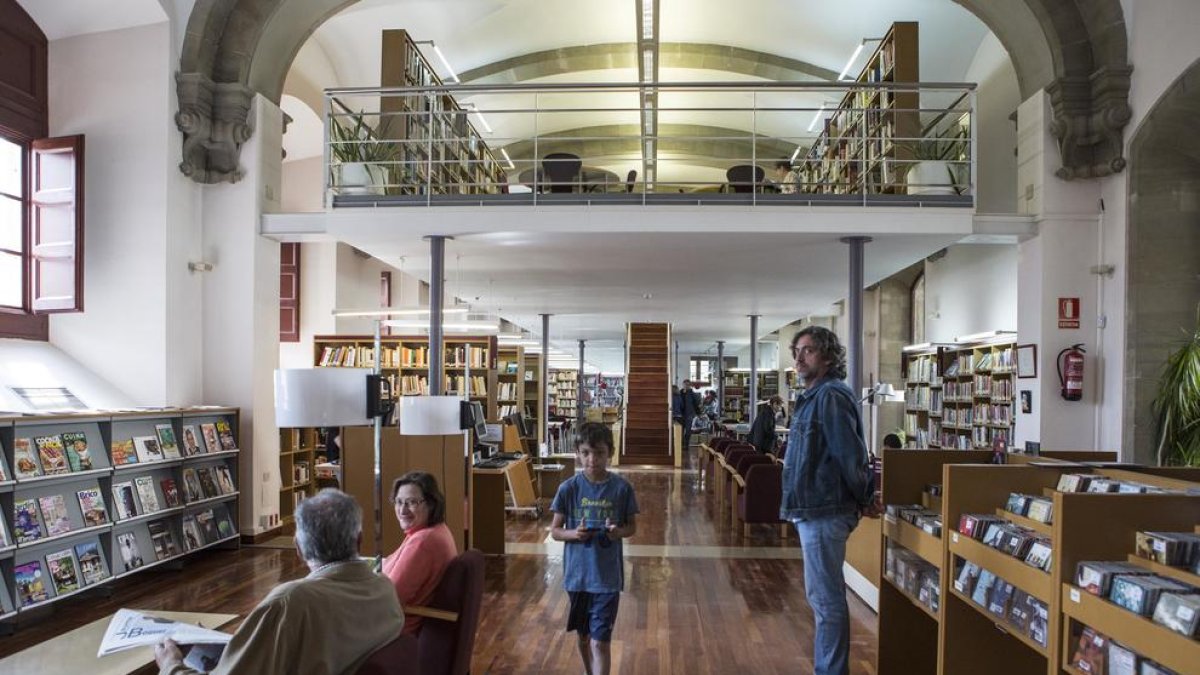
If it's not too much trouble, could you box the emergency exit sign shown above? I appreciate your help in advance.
[1059,297,1080,329]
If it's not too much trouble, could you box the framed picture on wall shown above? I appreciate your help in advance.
[1016,344,1038,378]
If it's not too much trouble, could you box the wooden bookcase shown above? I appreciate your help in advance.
[376,29,508,195]
[904,338,1015,450]
[0,407,241,625]
[799,22,920,195]
[313,334,499,421]
[548,369,578,419]
[523,352,543,445]
[496,347,525,420]
[278,427,319,529]
[722,371,748,421]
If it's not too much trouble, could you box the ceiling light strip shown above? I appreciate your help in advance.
[635,0,659,192]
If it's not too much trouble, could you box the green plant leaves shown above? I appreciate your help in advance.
[1153,310,1200,466]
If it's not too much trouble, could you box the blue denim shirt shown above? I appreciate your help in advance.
[780,377,874,521]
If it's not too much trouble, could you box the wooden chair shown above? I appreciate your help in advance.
[404,549,486,675]
[733,463,789,542]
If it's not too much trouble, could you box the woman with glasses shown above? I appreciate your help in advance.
[381,471,459,635]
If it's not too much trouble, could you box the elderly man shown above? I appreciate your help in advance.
[155,489,404,675]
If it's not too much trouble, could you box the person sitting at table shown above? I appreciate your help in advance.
[773,159,799,194]
[748,396,785,454]
[382,471,459,635]
[154,489,403,675]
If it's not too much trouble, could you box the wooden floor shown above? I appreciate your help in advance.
[0,447,879,673]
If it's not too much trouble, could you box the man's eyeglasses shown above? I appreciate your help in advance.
[790,346,819,357]
[390,497,426,509]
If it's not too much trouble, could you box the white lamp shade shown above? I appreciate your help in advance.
[397,396,464,436]
[274,368,373,427]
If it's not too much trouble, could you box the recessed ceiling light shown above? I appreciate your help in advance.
[642,293,653,300]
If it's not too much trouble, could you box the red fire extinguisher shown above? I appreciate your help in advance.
[1057,344,1086,401]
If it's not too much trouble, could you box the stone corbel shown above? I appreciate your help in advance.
[1047,65,1134,180]
[175,72,256,184]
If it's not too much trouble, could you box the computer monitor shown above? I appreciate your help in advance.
[469,401,486,438]
[506,412,533,438]
[479,423,503,445]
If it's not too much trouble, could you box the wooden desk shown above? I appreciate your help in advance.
[470,456,537,555]
[0,610,237,675]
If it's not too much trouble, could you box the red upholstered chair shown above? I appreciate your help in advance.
[357,634,419,675]
[715,448,755,512]
[735,463,789,542]
[405,549,486,675]
[728,454,776,527]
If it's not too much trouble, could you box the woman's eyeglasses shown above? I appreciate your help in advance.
[390,497,426,509]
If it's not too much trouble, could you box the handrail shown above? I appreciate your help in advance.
[326,80,979,96]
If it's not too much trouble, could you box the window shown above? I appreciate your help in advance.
[690,356,712,383]
[0,137,23,309]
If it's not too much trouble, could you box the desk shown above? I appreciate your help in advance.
[470,456,537,555]
[0,610,237,675]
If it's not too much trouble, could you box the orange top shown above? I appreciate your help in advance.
[381,522,459,635]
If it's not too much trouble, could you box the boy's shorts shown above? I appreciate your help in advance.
[566,591,620,642]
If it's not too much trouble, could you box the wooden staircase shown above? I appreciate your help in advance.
[621,323,672,464]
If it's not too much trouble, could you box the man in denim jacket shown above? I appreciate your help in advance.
[780,326,876,675]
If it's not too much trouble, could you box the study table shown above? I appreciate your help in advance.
[469,456,537,555]
[0,610,237,675]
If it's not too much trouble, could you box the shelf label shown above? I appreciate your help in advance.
[1069,588,1080,604]
[951,532,959,544]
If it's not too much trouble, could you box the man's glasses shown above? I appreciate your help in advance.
[390,497,426,509]
[790,346,819,357]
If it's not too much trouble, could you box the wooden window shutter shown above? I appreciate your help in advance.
[30,134,84,313]
[280,242,301,342]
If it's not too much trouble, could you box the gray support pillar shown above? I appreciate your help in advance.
[841,236,871,389]
[716,340,725,418]
[577,339,586,428]
[541,313,551,452]
[749,315,759,417]
[427,235,449,395]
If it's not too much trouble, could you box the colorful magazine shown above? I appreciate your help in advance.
[214,506,236,540]
[0,517,11,549]
[35,434,70,475]
[15,560,49,607]
[12,437,41,478]
[182,468,203,503]
[13,498,43,543]
[133,436,164,464]
[214,420,237,451]
[160,478,181,509]
[181,515,204,551]
[214,466,236,494]
[196,509,218,544]
[60,431,95,471]
[38,494,73,536]
[200,424,221,454]
[112,482,139,520]
[155,424,182,460]
[46,548,81,595]
[148,520,179,561]
[111,439,139,466]
[0,447,9,481]
[75,540,109,585]
[77,487,110,526]
[134,476,161,514]
[197,468,220,499]
[181,425,203,456]
[116,532,144,572]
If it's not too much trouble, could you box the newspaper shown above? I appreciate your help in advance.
[98,609,232,658]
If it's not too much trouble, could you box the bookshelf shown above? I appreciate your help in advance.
[548,369,578,419]
[496,347,525,420]
[798,22,920,195]
[313,334,499,420]
[904,338,1015,450]
[278,427,319,529]
[0,408,241,622]
[722,371,748,421]
[375,29,508,195]
[523,352,543,445]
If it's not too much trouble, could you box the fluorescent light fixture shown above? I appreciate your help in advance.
[641,49,655,82]
[431,44,459,83]
[807,103,826,132]
[642,1,654,39]
[790,145,802,163]
[383,320,499,332]
[838,43,865,81]
[499,148,515,170]
[495,333,525,340]
[954,330,1016,343]
[902,342,934,353]
[332,307,469,317]
[472,110,493,134]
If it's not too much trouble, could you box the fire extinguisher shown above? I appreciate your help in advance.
[1057,344,1086,401]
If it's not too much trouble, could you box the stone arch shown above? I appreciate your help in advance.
[176,0,1131,183]
[1123,56,1200,464]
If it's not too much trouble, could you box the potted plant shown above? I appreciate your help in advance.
[1153,306,1200,466]
[329,110,399,195]
[899,135,964,196]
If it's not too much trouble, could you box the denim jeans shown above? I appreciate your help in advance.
[793,512,859,675]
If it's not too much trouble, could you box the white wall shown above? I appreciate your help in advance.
[963,32,1020,213]
[281,156,324,213]
[923,245,1018,342]
[0,339,134,412]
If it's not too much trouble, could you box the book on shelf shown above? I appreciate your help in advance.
[60,431,94,471]
[77,487,110,526]
[134,476,161,514]
[14,498,44,543]
[46,548,81,595]
[15,560,48,607]
[38,493,72,536]
[155,424,182,459]
[133,436,164,464]
[112,481,139,520]
[116,531,144,571]
[75,540,109,585]
[200,424,221,454]
[35,434,70,475]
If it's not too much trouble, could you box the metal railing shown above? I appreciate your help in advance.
[322,81,976,208]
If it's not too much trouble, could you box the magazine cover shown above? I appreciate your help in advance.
[182,515,204,551]
[112,482,139,520]
[111,439,139,466]
[155,424,182,460]
[38,494,73,536]
[15,560,49,607]
[0,447,9,481]
[214,466,236,494]
[133,436,164,464]
[134,476,161,513]
[214,419,237,451]
[77,487,110,526]
[161,478,181,508]
[34,434,70,475]
[200,424,221,454]
[46,548,81,595]
[0,517,11,549]
[196,509,218,544]
[181,425,203,456]
[13,498,44,543]
[148,520,180,560]
[117,532,144,571]
[214,506,236,540]
[182,468,203,503]
[12,437,41,478]
[75,540,110,585]
[60,431,95,471]
[197,468,220,499]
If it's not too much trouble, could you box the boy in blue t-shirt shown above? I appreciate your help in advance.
[550,422,639,675]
